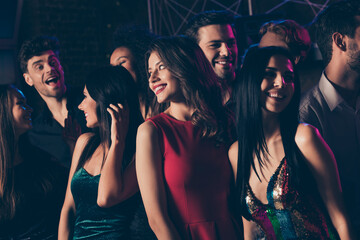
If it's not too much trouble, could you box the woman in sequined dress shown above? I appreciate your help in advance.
[228,47,353,239]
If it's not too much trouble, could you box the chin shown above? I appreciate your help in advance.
[86,122,98,129]
[156,97,166,104]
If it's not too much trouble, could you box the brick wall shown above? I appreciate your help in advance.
[17,0,148,87]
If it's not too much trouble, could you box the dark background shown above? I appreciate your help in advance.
[1,0,337,90]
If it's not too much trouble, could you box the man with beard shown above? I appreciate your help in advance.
[185,10,238,106]
[299,0,360,234]
[19,36,88,168]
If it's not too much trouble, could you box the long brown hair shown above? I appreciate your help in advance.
[0,85,18,219]
[0,85,55,220]
[146,36,232,144]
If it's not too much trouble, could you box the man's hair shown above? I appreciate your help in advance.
[18,35,60,74]
[314,0,360,66]
[259,19,311,62]
[185,10,236,43]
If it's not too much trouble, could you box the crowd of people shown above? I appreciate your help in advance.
[0,0,359,239]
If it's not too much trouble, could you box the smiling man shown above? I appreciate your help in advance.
[19,36,88,167]
[185,10,238,105]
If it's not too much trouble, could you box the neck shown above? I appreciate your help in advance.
[44,96,68,127]
[166,102,194,121]
[262,109,281,141]
[325,62,360,107]
[221,75,234,105]
[325,61,360,89]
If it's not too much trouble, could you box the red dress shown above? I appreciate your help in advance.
[147,113,241,240]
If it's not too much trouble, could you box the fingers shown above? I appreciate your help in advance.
[107,103,127,120]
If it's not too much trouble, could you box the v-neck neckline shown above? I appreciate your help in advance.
[247,157,286,207]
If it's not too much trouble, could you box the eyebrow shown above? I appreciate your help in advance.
[148,61,162,71]
[48,55,57,60]
[207,38,236,43]
[265,67,294,73]
[116,56,128,61]
[265,67,277,71]
[32,59,44,67]
[16,96,26,102]
[31,54,57,66]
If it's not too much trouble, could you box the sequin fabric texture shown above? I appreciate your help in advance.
[245,158,339,240]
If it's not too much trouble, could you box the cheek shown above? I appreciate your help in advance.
[13,110,23,124]
[260,79,270,91]
[203,49,217,61]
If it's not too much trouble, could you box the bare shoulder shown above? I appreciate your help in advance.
[137,121,158,139]
[294,123,335,167]
[72,133,94,160]
[295,123,321,148]
[136,121,161,166]
[228,141,239,178]
[228,141,239,161]
[76,132,94,149]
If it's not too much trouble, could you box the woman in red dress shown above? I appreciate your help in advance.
[136,36,242,240]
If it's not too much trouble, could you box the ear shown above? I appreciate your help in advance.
[333,32,346,51]
[23,73,34,87]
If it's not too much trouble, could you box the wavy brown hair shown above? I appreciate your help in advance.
[0,85,55,220]
[146,36,232,144]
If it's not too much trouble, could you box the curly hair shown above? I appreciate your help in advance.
[259,20,311,62]
[112,25,156,118]
[18,36,60,74]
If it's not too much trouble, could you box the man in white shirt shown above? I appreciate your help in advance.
[299,0,360,232]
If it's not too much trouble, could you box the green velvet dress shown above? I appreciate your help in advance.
[71,168,139,239]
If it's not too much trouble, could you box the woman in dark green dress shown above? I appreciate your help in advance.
[58,66,143,239]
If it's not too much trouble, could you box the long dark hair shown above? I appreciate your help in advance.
[0,85,55,220]
[0,85,17,219]
[234,47,302,218]
[146,36,232,144]
[76,65,143,171]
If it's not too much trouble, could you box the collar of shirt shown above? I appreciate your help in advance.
[319,72,360,112]
[319,72,346,111]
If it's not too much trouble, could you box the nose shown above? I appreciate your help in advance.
[148,70,160,85]
[273,74,286,88]
[220,43,230,57]
[78,100,84,111]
